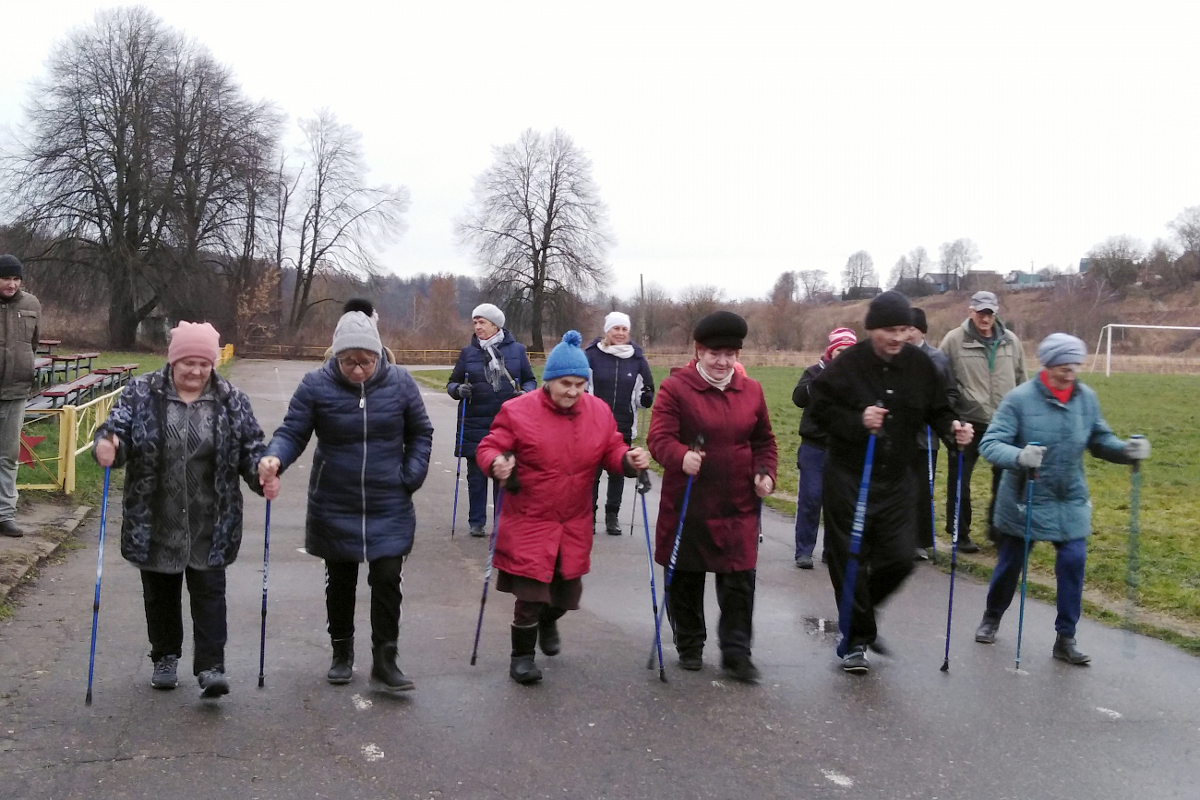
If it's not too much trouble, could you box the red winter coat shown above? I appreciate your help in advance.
[649,362,777,573]
[477,389,631,583]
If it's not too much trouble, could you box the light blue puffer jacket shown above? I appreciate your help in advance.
[979,376,1133,543]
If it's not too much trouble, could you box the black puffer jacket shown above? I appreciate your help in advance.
[791,359,828,448]
[265,360,433,562]
[446,331,536,457]
[584,339,655,440]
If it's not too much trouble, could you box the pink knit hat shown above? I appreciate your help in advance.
[824,327,857,361]
[167,321,221,365]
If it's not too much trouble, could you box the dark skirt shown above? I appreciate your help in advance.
[496,570,583,609]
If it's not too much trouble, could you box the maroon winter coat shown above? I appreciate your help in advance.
[477,388,631,583]
[649,362,778,573]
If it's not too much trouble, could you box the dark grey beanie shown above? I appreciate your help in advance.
[864,291,912,330]
[0,254,23,279]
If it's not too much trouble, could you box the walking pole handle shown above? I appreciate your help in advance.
[501,450,520,493]
[1130,434,1145,474]
[637,469,652,494]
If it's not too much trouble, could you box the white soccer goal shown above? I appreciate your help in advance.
[1089,324,1200,376]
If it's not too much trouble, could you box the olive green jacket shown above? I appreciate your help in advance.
[0,290,41,401]
[939,318,1025,426]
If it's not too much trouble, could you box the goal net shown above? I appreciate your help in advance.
[1089,324,1200,376]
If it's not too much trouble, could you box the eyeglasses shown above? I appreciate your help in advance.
[337,356,378,371]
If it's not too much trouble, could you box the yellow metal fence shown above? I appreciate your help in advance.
[19,387,121,495]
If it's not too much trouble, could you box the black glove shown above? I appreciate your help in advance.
[457,382,473,401]
[640,388,654,409]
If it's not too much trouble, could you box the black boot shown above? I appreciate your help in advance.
[327,637,354,684]
[509,625,542,684]
[975,613,1001,644]
[538,607,565,656]
[1052,634,1091,665]
[605,511,622,536]
[370,641,415,694]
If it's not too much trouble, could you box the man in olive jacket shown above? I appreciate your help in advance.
[0,254,41,537]
[938,291,1025,552]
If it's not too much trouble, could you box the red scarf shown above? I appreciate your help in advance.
[1039,370,1073,404]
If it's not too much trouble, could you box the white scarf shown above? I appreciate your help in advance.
[696,361,732,391]
[598,341,635,359]
[478,330,508,391]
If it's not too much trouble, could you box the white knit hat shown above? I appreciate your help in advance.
[604,311,631,333]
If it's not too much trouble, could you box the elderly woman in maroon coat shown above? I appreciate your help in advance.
[479,331,650,685]
[649,311,777,682]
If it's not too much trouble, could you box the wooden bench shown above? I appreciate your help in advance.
[50,352,100,382]
[34,357,53,391]
[94,364,139,391]
[37,339,61,355]
[39,372,106,409]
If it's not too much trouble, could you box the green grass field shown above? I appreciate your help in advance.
[414,366,1200,636]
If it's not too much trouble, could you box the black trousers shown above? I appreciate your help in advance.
[593,432,633,515]
[141,567,227,675]
[945,423,1002,540]
[665,568,756,659]
[913,447,938,550]
[325,556,404,648]
[823,463,916,649]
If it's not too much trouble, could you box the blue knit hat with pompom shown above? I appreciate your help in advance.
[542,330,591,381]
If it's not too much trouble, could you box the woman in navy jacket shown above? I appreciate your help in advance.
[446,303,536,537]
[585,311,655,535]
[260,309,433,694]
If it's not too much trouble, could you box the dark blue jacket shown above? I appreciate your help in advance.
[584,339,654,441]
[94,366,266,568]
[446,330,536,457]
[265,360,434,562]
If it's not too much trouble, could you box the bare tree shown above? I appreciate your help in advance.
[764,272,801,350]
[887,256,912,290]
[456,128,612,351]
[1144,239,1186,289]
[636,282,673,346]
[1168,206,1200,265]
[678,285,725,336]
[1086,235,1143,290]
[841,250,877,293]
[285,110,410,331]
[938,238,981,290]
[796,269,832,301]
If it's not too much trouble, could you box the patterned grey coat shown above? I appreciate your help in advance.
[94,366,267,569]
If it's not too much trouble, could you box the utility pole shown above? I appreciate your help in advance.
[640,273,646,348]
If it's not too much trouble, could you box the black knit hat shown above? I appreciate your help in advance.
[693,310,747,349]
[864,291,912,330]
[0,254,23,279]
[910,307,928,334]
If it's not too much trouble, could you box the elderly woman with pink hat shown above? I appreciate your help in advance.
[94,321,278,699]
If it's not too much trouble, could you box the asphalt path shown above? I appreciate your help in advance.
[1,358,1197,799]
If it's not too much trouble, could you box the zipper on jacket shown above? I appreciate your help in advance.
[360,381,368,561]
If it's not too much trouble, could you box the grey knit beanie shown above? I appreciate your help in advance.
[332,311,382,356]
[472,303,506,329]
[1037,333,1087,367]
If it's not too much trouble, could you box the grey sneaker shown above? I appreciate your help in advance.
[198,668,230,698]
[795,555,814,570]
[841,645,869,674]
[151,655,178,690]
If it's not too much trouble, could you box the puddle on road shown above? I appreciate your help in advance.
[802,617,839,642]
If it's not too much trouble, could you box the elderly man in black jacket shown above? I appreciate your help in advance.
[810,292,972,674]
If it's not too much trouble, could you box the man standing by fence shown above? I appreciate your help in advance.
[0,254,41,538]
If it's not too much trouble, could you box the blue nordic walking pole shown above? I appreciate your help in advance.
[638,470,667,682]
[451,373,469,539]
[257,500,272,688]
[648,433,705,668]
[85,467,112,706]
[836,433,877,658]
[1014,450,1039,671]
[940,446,965,672]
[470,457,519,666]
[926,426,937,560]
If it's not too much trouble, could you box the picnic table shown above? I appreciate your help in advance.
[49,352,100,382]
[37,339,61,355]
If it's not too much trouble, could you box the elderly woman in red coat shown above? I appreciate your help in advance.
[478,331,650,685]
[649,311,777,682]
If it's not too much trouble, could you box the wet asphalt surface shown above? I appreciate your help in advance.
[0,358,1197,799]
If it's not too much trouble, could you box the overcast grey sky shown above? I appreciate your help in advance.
[4,1,1198,301]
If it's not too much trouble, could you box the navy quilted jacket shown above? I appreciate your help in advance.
[94,367,267,568]
[584,339,655,441]
[446,331,536,457]
[265,359,434,562]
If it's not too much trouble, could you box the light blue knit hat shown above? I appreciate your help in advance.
[542,331,591,381]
